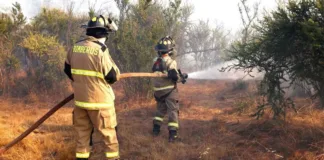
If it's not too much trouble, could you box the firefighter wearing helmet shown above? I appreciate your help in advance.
[64,15,120,160]
[151,36,188,142]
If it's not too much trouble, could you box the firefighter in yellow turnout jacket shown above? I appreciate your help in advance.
[152,36,188,142]
[64,15,120,160]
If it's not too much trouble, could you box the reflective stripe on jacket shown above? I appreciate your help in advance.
[65,36,120,110]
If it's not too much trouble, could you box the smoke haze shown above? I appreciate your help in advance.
[188,61,264,80]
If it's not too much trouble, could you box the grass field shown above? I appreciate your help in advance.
[1,80,324,160]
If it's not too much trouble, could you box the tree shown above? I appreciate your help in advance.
[163,0,182,35]
[0,2,26,95]
[238,0,259,44]
[111,0,167,98]
[166,2,193,67]
[225,0,324,118]
[186,20,229,70]
[109,0,192,98]
[31,7,87,46]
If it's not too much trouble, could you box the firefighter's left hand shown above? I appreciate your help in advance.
[105,68,117,84]
[168,69,179,82]
[180,73,188,84]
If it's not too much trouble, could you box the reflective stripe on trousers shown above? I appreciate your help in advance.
[153,85,175,91]
[154,116,164,122]
[76,152,90,158]
[168,122,179,128]
[71,69,104,79]
[75,101,114,110]
[106,151,119,158]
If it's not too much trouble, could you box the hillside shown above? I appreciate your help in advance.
[1,80,324,160]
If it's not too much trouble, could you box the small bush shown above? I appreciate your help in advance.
[21,33,66,91]
[233,98,255,115]
[231,80,249,91]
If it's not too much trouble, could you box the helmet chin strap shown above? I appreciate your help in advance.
[158,50,173,57]
[105,34,110,43]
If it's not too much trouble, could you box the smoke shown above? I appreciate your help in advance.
[188,61,264,80]
[187,61,315,98]
[0,0,45,22]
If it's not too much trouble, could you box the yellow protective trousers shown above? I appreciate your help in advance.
[73,107,119,160]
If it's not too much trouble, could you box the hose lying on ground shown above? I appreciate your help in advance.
[0,72,167,154]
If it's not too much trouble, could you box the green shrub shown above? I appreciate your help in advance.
[232,80,249,91]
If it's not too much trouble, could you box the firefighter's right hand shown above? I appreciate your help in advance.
[105,68,117,84]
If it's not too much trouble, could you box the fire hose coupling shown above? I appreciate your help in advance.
[178,69,188,84]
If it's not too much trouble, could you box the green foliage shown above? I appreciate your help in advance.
[21,33,61,57]
[31,8,87,45]
[226,0,324,118]
[0,2,26,35]
[186,20,228,70]
[11,2,26,27]
[3,55,20,72]
[32,8,68,36]
[163,0,182,34]
[0,0,215,100]
[0,2,27,96]
[111,0,188,98]
[232,80,249,91]
[21,33,66,90]
[0,14,13,34]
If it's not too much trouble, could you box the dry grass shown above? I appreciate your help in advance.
[0,99,75,160]
[1,80,324,160]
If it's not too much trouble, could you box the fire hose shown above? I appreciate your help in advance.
[0,72,167,154]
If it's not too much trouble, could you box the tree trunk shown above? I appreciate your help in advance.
[319,83,324,108]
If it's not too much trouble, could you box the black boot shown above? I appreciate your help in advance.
[76,158,88,160]
[169,130,178,142]
[153,124,161,136]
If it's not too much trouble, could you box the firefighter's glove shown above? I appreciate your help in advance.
[168,69,179,82]
[64,62,74,81]
[180,73,188,84]
[177,69,188,84]
[105,68,117,84]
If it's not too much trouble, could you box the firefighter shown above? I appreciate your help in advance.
[151,36,188,142]
[64,15,120,160]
